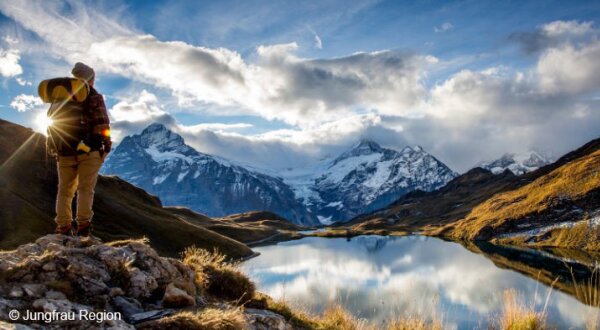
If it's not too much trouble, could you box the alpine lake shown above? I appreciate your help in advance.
[241,235,600,329]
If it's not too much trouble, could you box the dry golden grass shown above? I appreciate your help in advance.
[138,308,246,330]
[248,292,319,328]
[387,315,443,330]
[106,237,150,247]
[182,247,255,303]
[448,150,600,241]
[497,289,546,330]
[570,269,600,330]
[316,305,368,330]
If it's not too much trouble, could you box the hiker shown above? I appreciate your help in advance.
[45,62,111,237]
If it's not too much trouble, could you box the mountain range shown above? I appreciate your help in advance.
[102,124,457,225]
[347,135,600,251]
[479,151,553,175]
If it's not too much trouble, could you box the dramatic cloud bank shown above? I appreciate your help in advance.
[1,1,599,172]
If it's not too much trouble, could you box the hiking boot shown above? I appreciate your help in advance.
[55,224,73,236]
[76,221,92,237]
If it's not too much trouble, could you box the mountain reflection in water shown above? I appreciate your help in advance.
[241,235,598,329]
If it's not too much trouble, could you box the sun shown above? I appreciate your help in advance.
[33,112,53,136]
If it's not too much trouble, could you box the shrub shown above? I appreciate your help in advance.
[138,308,246,330]
[498,289,546,330]
[182,247,255,303]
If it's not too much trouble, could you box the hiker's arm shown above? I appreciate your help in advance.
[89,93,112,154]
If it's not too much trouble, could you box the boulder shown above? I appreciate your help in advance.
[162,283,195,308]
[245,308,292,330]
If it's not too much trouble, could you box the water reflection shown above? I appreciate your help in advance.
[241,236,597,329]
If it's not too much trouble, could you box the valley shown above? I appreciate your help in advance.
[1,118,599,329]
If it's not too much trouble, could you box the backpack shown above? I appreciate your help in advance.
[38,78,92,156]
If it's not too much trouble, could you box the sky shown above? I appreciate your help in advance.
[0,0,599,172]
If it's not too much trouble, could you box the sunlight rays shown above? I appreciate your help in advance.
[0,132,38,173]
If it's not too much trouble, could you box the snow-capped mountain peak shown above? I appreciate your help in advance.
[480,151,553,175]
[334,139,383,163]
[291,142,458,222]
[102,123,319,226]
[138,123,190,153]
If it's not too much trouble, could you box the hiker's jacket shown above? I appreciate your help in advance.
[86,87,111,154]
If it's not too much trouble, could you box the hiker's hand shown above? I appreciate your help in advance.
[102,137,112,154]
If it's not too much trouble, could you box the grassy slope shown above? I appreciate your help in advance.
[0,119,253,258]
[438,149,600,243]
[166,208,305,244]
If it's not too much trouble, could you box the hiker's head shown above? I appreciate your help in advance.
[71,62,95,86]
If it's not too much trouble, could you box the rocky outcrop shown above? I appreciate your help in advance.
[0,235,296,329]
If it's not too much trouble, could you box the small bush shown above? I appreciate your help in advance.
[203,263,255,302]
[182,247,255,303]
[387,315,443,330]
[138,308,246,330]
[317,305,366,330]
[498,289,546,330]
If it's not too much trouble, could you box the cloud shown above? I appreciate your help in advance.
[541,20,593,36]
[106,92,403,170]
[314,34,323,49]
[181,123,253,132]
[107,90,175,141]
[10,94,43,112]
[434,22,453,33]
[1,3,600,173]
[15,77,31,86]
[0,47,22,77]
[509,20,596,54]
[0,1,436,128]
[537,40,600,94]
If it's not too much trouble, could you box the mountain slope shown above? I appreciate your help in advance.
[287,140,457,223]
[0,119,253,258]
[438,147,600,246]
[345,167,517,230]
[102,124,319,226]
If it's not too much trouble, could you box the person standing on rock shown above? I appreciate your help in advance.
[44,62,112,237]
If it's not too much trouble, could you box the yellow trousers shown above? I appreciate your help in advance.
[55,151,103,228]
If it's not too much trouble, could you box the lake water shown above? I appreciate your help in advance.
[241,235,598,329]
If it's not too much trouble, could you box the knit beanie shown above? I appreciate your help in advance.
[71,62,95,82]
